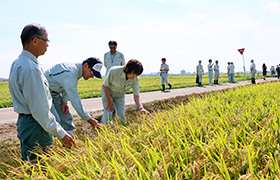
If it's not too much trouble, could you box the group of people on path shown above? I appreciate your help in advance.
[8,23,149,161]
[195,59,265,86]
[269,64,280,79]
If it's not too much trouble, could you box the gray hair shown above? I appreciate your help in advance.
[20,23,47,47]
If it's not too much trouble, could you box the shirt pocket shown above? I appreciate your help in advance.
[112,57,121,66]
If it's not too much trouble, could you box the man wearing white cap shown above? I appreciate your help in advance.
[250,59,256,84]
[45,57,103,136]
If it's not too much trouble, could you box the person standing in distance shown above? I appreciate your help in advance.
[208,59,214,86]
[104,40,125,76]
[196,60,204,87]
[160,58,172,91]
[270,66,275,77]
[101,59,150,125]
[229,62,235,83]
[227,62,231,82]
[262,63,267,80]
[8,24,75,161]
[45,57,103,136]
[276,65,280,79]
[213,60,220,84]
[250,59,256,84]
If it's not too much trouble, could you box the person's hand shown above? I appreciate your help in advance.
[106,100,114,112]
[140,108,150,115]
[87,118,102,128]
[61,102,69,115]
[61,134,76,149]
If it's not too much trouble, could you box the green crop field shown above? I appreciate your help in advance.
[1,81,280,179]
[0,74,269,108]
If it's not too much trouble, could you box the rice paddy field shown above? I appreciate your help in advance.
[1,81,280,179]
[0,73,268,108]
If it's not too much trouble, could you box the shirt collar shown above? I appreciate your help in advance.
[120,69,126,79]
[110,51,118,56]
[21,50,38,64]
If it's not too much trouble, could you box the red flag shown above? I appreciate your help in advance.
[238,48,245,55]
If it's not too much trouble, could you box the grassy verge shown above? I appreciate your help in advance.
[1,81,279,179]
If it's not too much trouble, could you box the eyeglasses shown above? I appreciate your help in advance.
[109,46,116,49]
[35,36,50,42]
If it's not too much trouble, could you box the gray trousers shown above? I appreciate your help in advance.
[251,70,256,78]
[208,71,213,85]
[229,73,235,82]
[214,71,219,81]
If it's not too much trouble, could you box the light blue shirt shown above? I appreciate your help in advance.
[196,64,203,74]
[45,63,91,121]
[214,64,219,71]
[103,66,140,98]
[250,62,256,71]
[208,63,213,71]
[229,64,235,74]
[9,50,66,139]
[104,51,125,76]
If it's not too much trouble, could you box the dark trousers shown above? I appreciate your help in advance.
[17,114,53,161]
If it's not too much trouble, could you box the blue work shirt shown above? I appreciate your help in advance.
[45,63,91,121]
[8,50,66,139]
[104,51,125,76]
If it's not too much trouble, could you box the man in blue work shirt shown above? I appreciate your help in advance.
[45,57,102,136]
[9,24,75,161]
[104,40,125,76]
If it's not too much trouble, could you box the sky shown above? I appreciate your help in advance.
[0,0,280,78]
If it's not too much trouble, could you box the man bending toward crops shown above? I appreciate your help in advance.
[8,23,75,161]
[101,59,150,125]
[45,57,103,136]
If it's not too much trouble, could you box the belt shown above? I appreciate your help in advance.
[19,113,32,117]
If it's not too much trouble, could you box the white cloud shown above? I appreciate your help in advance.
[266,2,280,12]
[189,12,208,18]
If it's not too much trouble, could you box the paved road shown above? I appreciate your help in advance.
[0,77,278,125]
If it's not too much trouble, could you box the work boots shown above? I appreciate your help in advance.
[251,78,256,84]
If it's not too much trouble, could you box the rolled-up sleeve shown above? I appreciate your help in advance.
[132,78,140,95]
[61,91,68,102]
[23,69,66,139]
[60,75,91,121]
[103,69,113,87]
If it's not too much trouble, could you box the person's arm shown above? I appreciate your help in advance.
[120,53,125,66]
[104,53,107,67]
[133,94,150,115]
[23,69,75,148]
[102,85,114,112]
[60,75,91,121]
[61,91,69,115]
